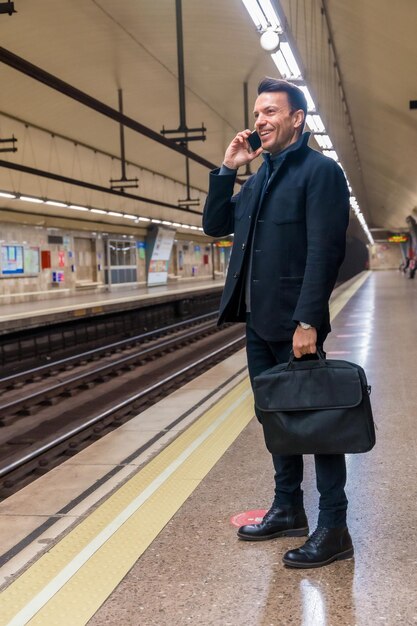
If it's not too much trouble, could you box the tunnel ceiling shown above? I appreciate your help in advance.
[0,0,416,233]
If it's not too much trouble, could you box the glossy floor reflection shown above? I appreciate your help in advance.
[89,272,417,626]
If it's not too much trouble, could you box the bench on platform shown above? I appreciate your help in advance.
[75,281,101,290]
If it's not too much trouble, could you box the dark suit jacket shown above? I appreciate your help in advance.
[203,132,350,342]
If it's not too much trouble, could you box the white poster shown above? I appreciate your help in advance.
[147,227,175,286]
[24,247,40,274]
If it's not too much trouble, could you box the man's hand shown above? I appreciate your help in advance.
[223,129,263,170]
[292,325,317,358]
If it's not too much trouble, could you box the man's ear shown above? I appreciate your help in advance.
[293,110,305,130]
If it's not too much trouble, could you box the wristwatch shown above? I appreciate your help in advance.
[299,322,312,330]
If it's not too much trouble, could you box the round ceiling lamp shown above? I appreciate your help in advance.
[260,28,280,52]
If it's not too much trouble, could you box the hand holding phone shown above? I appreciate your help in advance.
[223,129,263,169]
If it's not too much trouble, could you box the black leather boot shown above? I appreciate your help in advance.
[237,506,308,541]
[282,526,354,568]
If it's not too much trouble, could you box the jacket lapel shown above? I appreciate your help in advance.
[243,161,269,214]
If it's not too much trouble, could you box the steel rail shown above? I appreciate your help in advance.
[0,335,245,478]
[0,320,219,417]
[0,311,218,387]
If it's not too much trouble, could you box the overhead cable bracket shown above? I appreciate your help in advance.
[109,89,138,192]
[0,2,16,15]
[0,135,17,152]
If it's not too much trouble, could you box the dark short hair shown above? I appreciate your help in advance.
[257,77,307,118]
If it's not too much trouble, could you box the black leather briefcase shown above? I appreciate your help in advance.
[254,351,376,455]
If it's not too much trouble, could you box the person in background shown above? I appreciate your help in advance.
[203,77,351,568]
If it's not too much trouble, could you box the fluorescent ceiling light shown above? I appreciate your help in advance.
[323,149,339,162]
[0,191,17,199]
[181,224,190,229]
[151,219,162,223]
[138,216,150,222]
[315,134,333,149]
[190,226,198,230]
[299,86,316,112]
[306,114,325,133]
[162,220,173,225]
[258,0,282,31]
[69,204,89,211]
[172,222,181,227]
[123,214,137,220]
[20,195,44,203]
[280,42,301,78]
[46,200,67,207]
[312,115,325,132]
[91,209,107,214]
[241,0,268,30]
[271,50,291,78]
[108,211,124,217]
[322,136,334,149]
[305,115,318,132]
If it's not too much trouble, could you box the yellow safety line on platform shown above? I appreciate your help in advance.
[0,271,370,626]
[330,271,370,321]
[0,380,253,626]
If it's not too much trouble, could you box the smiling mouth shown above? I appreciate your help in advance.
[259,130,273,138]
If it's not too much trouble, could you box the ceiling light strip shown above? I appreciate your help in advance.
[0,189,204,232]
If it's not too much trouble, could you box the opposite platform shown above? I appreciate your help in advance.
[0,278,224,333]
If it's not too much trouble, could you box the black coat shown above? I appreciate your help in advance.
[203,133,350,342]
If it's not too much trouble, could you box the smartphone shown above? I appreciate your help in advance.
[247,130,262,152]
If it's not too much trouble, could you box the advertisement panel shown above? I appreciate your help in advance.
[1,245,24,274]
[23,247,40,274]
[147,227,175,286]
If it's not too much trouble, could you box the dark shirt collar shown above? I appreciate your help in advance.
[262,131,310,170]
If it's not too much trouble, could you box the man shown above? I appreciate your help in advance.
[203,77,352,568]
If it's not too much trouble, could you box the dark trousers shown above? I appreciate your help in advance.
[245,322,348,528]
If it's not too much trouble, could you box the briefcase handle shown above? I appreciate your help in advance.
[286,347,326,370]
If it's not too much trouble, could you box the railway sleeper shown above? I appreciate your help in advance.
[78,382,95,390]
[17,406,39,416]
[61,389,78,397]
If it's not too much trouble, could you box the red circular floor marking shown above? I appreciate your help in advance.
[230,509,267,527]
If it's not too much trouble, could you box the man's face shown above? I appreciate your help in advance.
[253,91,303,154]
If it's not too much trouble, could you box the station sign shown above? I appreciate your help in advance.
[388,234,408,243]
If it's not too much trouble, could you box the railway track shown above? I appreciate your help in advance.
[0,319,245,500]
[0,312,219,418]
[0,289,223,375]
